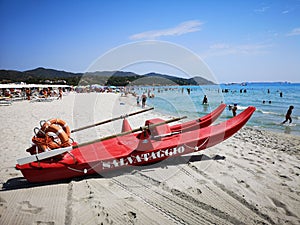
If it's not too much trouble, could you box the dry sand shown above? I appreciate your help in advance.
[0,92,299,225]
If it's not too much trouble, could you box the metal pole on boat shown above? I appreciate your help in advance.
[71,107,154,133]
[74,116,187,148]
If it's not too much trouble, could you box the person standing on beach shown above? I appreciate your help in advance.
[25,88,31,100]
[282,105,294,124]
[58,87,63,100]
[141,93,147,108]
[232,104,238,117]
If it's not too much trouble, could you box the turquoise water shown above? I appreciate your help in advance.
[137,83,300,136]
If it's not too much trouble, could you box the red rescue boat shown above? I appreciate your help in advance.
[16,105,255,183]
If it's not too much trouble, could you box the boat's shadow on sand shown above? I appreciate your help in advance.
[2,154,225,191]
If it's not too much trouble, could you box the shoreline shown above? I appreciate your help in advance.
[0,92,299,224]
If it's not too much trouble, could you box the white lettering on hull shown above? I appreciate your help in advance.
[102,146,185,169]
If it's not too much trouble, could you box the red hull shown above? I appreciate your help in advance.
[16,106,255,183]
[169,103,226,132]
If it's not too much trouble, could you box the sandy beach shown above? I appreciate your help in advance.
[0,92,299,225]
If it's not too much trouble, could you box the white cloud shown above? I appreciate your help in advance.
[254,6,270,13]
[282,10,289,14]
[129,20,203,40]
[209,43,230,49]
[286,28,300,36]
[202,43,272,58]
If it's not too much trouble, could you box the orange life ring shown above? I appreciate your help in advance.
[32,133,63,151]
[32,121,71,153]
[44,124,70,146]
[40,118,71,137]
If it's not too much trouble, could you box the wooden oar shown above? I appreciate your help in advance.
[71,107,154,133]
[17,116,186,165]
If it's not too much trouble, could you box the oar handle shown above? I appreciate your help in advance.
[74,116,187,148]
[71,107,154,133]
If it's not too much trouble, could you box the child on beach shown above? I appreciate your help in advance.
[282,105,294,124]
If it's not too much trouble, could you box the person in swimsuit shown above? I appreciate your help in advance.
[282,105,294,124]
[202,95,208,104]
[232,104,238,117]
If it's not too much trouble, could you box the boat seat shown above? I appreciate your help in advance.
[145,118,171,136]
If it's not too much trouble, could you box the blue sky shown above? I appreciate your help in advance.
[1,0,300,83]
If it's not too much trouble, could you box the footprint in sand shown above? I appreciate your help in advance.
[18,201,43,214]
[270,198,296,217]
[279,174,293,181]
[8,172,20,177]
[159,181,170,191]
[197,179,207,185]
[35,221,55,225]
[123,211,137,224]
[227,165,235,170]
[124,196,135,202]
[187,187,202,195]
[98,207,113,225]
[0,197,8,217]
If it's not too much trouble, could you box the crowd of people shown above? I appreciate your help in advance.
[2,84,295,126]
[0,87,66,101]
[131,86,295,124]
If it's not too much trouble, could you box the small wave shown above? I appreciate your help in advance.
[262,121,282,126]
[237,106,248,110]
[255,109,283,116]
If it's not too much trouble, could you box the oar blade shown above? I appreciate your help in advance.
[17,146,73,165]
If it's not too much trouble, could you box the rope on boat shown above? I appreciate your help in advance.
[183,137,209,151]
[67,161,103,174]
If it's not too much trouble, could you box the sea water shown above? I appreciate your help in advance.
[137,83,300,136]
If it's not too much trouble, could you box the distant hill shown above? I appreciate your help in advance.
[0,67,215,86]
[0,67,82,85]
[85,71,139,77]
[26,67,83,78]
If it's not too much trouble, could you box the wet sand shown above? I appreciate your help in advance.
[0,93,299,225]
